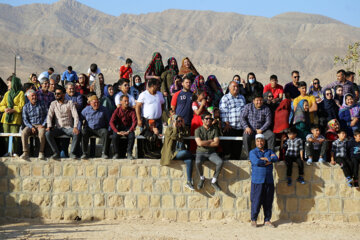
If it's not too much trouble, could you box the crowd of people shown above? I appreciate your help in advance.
[1,52,359,226]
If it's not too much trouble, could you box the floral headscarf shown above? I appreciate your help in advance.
[179,57,199,76]
[144,52,165,80]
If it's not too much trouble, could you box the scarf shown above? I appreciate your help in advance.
[205,75,223,106]
[190,75,210,95]
[6,75,22,123]
[323,88,339,120]
[144,52,165,79]
[273,99,292,133]
[104,85,114,102]
[165,57,179,74]
[327,119,339,134]
[293,99,310,125]
[308,85,323,98]
[179,57,199,76]
[93,75,104,99]
[339,93,360,117]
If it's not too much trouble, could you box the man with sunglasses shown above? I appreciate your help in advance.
[45,86,80,159]
[284,70,300,99]
[195,112,224,191]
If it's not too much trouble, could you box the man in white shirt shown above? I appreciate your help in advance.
[115,78,136,108]
[87,63,101,86]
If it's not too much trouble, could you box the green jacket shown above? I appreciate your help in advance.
[160,126,189,166]
[161,69,176,94]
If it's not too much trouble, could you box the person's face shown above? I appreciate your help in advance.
[298,86,307,95]
[199,78,205,85]
[311,128,320,138]
[253,97,263,109]
[175,117,184,127]
[149,84,158,92]
[90,99,100,110]
[354,134,360,142]
[135,77,141,83]
[28,92,37,105]
[108,86,114,96]
[256,138,265,149]
[66,85,75,96]
[214,109,220,118]
[175,77,181,84]
[337,72,345,82]
[121,96,129,108]
[49,79,56,92]
[55,90,64,101]
[121,82,130,93]
[313,80,320,89]
[336,87,343,96]
[171,59,176,66]
[288,132,296,140]
[303,101,309,111]
[99,75,104,83]
[56,75,60,83]
[31,75,37,83]
[233,76,240,83]
[182,79,191,90]
[41,81,50,91]
[292,73,300,83]
[229,82,239,96]
[325,90,333,99]
[248,75,255,81]
[270,79,277,88]
[7,80,11,90]
[184,59,190,68]
[79,75,85,85]
[338,131,346,141]
[345,96,354,106]
[209,81,217,90]
[202,115,213,127]
[334,121,340,131]
[267,93,274,101]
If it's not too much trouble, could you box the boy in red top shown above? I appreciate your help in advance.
[263,75,283,103]
[119,58,133,81]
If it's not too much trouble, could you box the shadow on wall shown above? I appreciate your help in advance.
[274,162,324,224]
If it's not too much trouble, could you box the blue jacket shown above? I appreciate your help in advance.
[250,147,278,184]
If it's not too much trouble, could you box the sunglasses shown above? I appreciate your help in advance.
[204,117,213,121]
[294,76,300,79]
[55,92,62,95]
[313,82,319,84]
[268,95,274,98]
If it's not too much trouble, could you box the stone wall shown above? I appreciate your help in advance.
[0,157,359,222]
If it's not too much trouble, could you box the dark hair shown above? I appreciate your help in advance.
[345,94,354,101]
[98,73,104,79]
[337,69,346,75]
[49,67,54,72]
[87,92,96,98]
[338,129,347,134]
[118,78,130,86]
[90,63,98,73]
[288,127,297,135]
[201,111,211,120]
[346,71,355,77]
[291,70,299,76]
[233,75,241,80]
[23,83,35,92]
[147,79,158,88]
[354,130,360,136]
[182,76,191,82]
[297,81,307,88]
[126,58,133,64]
[310,125,320,131]
[67,66,72,71]
[335,85,343,91]
[247,72,256,80]
[270,75,277,81]
[55,85,65,93]
[252,94,263,101]
[120,95,129,101]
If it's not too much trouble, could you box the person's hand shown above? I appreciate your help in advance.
[256,129,262,134]
[223,123,231,132]
[137,119,143,127]
[153,127,159,135]
[39,125,45,129]
[260,157,269,161]
[201,98,207,106]
[6,108,14,114]
[244,127,252,135]
[123,131,130,136]
[281,134,287,141]
[73,128,79,135]
[31,127,37,134]
[318,138,325,144]
[307,138,313,142]
[351,118,359,127]
[46,127,50,132]
[117,131,125,136]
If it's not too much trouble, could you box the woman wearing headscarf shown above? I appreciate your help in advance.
[144,52,165,83]
[130,75,145,100]
[75,73,90,95]
[244,72,264,103]
[334,85,344,107]
[293,99,311,140]
[308,78,323,103]
[318,88,339,129]
[0,75,25,156]
[178,57,199,81]
[101,84,116,115]
[161,114,194,190]
[161,57,179,116]
[273,98,292,134]
[339,93,360,137]
[29,73,41,91]
[205,75,223,107]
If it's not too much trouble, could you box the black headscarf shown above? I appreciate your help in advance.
[323,88,339,121]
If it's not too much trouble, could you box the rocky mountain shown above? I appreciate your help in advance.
[0,0,359,85]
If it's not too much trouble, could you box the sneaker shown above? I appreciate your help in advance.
[211,181,221,191]
[197,178,205,190]
[287,177,292,186]
[184,181,195,191]
[297,176,306,184]
[38,152,45,160]
[101,153,110,159]
[127,154,134,160]
[346,177,354,187]
[49,153,60,160]
[69,154,78,159]
[113,154,120,159]
[81,154,89,160]
[318,158,325,164]
[20,152,29,160]
[12,153,18,157]
[354,181,359,189]
[306,158,313,166]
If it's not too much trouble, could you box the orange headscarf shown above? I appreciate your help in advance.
[179,57,199,76]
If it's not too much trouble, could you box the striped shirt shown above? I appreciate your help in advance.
[219,93,246,130]
[284,138,303,157]
[47,100,79,129]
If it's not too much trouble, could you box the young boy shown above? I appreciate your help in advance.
[331,129,353,187]
[281,127,305,186]
[119,58,133,81]
[305,125,327,165]
[346,130,360,188]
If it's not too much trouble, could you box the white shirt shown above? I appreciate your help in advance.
[114,91,136,107]
[137,90,165,119]
[38,71,50,81]
[87,68,101,85]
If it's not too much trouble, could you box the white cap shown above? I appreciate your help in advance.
[255,134,265,139]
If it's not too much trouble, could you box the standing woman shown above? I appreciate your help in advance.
[205,75,223,107]
[0,75,25,156]
[179,57,199,81]
[144,52,165,84]
[130,75,145,100]
[308,78,323,103]
[244,72,264,103]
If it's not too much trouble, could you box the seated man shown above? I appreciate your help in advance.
[45,86,80,159]
[81,95,110,159]
[21,90,48,160]
[110,95,137,159]
[240,94,275,159]
[195,112,224,191]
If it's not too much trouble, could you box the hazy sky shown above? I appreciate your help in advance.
[1,0,360,27]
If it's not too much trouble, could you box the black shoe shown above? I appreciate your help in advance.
[211,181,221,191]
[50,153,60,160]
[197,178,205,190]
[184,181,195,191]
[81,154,89,160]
[101,153,110,159]
[113,154,120,159]
[69,154,78,159]
[127,154,134,160]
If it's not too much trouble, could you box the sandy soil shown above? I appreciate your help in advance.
[0,218,357,240]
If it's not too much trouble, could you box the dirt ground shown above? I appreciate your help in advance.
[0,218,358,240]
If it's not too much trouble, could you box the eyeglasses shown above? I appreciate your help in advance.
[55,92,62,95]
[204,118,213,121]
[313,82,319,85]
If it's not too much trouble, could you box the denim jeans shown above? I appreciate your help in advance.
[45,127,81,156]
[174,150,193,182]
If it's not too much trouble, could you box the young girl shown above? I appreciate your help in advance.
[169,75,183,96]
[339,94,360,137]
[293,99,311,140]
[334,85,344,107]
